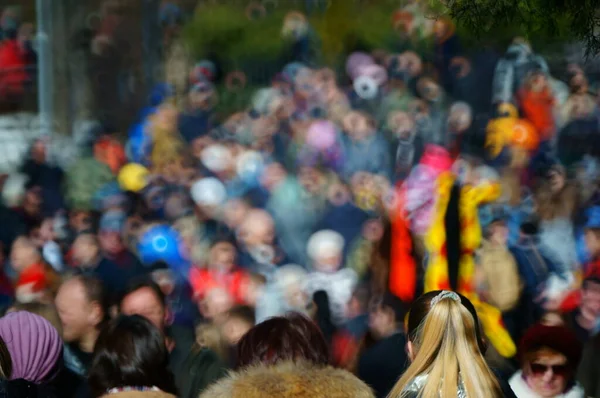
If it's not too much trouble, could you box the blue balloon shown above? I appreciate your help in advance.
[137,225,190,277]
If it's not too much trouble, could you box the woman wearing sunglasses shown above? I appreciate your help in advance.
[510,324,584,398]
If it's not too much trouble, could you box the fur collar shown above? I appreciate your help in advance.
[200,360,375,398]
[100,391,176,398]
[509,371,584,398]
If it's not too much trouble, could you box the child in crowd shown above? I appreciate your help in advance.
[305,230,358,326]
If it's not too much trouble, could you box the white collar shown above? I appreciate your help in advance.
[508,371,584,398]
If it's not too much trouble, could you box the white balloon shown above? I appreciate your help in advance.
[353,75,379,100]
[190,177,227,207]
[201,145,232,172]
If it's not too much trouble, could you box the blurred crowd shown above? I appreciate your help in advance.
[1,2,600,398]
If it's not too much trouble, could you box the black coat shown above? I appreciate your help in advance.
[358,332,408,398]
[0,367,85,398]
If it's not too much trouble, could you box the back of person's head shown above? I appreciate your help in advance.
[388,290,502,398]
[88,315,177,398]
[0,311,62,383]
[236,312,329,369]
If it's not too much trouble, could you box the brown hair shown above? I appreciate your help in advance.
[236,312,329,369]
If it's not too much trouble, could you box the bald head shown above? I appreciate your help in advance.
[239,209,275,246]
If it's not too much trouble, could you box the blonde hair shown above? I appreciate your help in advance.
[388,291,502,398]
[195,323,229,362]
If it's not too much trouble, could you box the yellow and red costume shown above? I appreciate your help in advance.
[423,171,516,358]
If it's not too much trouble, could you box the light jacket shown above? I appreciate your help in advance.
[199,360,375,398]
[476,240,523,312]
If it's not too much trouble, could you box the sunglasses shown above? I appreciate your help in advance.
[530,363,569,377]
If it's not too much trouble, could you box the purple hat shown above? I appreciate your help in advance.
[0,312,63,383]
[346,52,375,80]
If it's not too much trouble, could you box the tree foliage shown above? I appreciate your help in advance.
[439,0,600,56]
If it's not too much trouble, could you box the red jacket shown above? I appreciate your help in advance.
[189,266,250,304]
[0,40,27,96]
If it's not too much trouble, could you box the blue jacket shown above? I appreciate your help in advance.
[510,236,562,297]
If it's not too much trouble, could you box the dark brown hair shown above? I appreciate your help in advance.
[236,312,329,369]
[89,315,177,397]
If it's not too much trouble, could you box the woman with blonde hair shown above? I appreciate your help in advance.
[388,290,508,398]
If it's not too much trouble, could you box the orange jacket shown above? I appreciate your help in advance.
[518,88,555,141]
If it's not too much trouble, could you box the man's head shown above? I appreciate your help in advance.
[119,279,168,333]
[221,305,256,346]
[72,233,101,267]
[368,292,406,340]
[238,209,275,247]
[10,236,41,272]
[55,275,107,344]
[207,238,237,271]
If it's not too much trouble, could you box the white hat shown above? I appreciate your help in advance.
[201,144,232,173]
[307,230,345,261]
[353,75,378,100]
[190,177,227,207]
